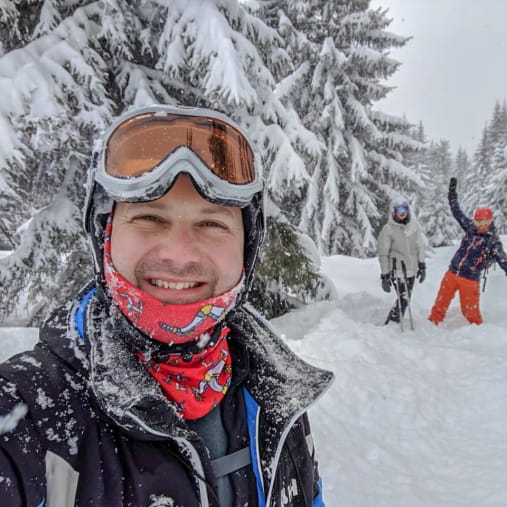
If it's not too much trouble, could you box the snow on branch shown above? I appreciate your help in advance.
[0,112,25,167]
[33,0,62,38]
[117,63,173,108]
[370,109,411,128]
[371,151,423,186]
[263,123,310,197]
[346,133,367,182]
[323,153,340,206]
[275,62,309,101]
[157,0,273,107]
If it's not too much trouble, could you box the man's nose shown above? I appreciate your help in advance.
[156,225,200,260]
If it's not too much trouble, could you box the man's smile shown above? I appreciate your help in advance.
[150,279,201,290]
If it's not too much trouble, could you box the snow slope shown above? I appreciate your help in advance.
[2,240,507,506]
[272,239,507,506]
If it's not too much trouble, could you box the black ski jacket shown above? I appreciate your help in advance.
[449,193,507,281]
[0,285,333,506]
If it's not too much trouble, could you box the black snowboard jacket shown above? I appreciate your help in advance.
[0,284,333,506]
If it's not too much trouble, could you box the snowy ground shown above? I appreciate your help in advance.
[2,240,507,506]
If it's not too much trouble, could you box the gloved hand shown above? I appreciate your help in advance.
[448,177,457,200]
[381,273,391,293]
[416,262,426,283]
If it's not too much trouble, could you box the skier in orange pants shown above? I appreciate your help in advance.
[429,177,507,325]
[429,270,482,324]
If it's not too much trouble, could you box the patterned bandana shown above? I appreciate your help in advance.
[102,216,239,419]
[102,217,242,345]
[137,326,232,419]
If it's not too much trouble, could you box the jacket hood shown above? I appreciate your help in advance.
[228,305,334,419]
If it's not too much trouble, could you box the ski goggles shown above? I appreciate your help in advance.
[394,204,409,216]
[474,218,492,227]
[90,105,262,207]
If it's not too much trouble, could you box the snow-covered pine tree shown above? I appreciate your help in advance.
[464,124,491,215]
[453,146,474,214]
[402,121,429,217]
[486,149,507,233]
[248,197,322,319]
[0,1,120,323]
[480,101,507,232]
[418,140,459,246]
[485,101,507,155]
[0,0,325,324]
[264,0,422,256]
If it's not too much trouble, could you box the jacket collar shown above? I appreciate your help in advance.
[228,305,334,423]
[41,286,334,440]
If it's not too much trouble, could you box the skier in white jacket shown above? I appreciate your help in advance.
[378,195,427,324]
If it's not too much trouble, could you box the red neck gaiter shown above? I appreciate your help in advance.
[137,326,232,419]
[103,217,239,419]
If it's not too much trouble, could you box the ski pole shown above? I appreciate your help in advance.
[401,260,415,331]
[482,266,488,293]
[392,257,404,332]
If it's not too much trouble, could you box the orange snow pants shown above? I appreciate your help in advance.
[429,270,482,325]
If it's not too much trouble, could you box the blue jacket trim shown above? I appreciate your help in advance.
[243,386,265,507]
[313,477,325,506]
[75,287,96,342]
[36,499,45,507]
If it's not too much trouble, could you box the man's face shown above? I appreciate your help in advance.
[110,174,244,304]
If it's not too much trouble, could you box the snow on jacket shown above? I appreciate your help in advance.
[0,284,334,507]
[378,214,426,278]
[448,192,507,281]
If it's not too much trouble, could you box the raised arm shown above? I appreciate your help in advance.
[448,177,472,230]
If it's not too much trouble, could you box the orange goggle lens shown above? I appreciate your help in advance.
[104,113,255,185]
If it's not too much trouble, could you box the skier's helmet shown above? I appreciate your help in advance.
[84,105,265,304]
[474,207,493,221]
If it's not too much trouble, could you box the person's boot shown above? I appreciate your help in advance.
[385,307,400,324]
[428,307,442,325]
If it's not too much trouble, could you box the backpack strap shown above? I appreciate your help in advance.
[210,446,251,478]
[210,432,314,478]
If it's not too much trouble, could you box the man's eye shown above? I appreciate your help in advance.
[200,220,226,229]
[134,215,164,223]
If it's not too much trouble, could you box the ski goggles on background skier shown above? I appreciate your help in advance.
[473,218,492,227]
[394,204,409,216]
[91,105,263,207]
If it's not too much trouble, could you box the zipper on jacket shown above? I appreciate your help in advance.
[244,380,333,507]
[264,405,309,506]
[241,310,334,506]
